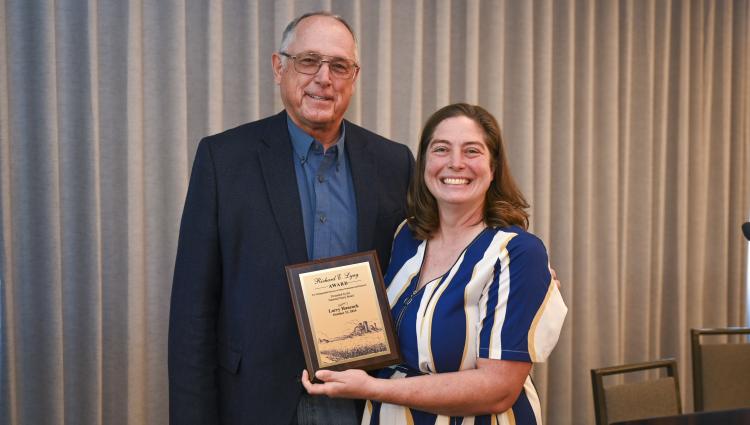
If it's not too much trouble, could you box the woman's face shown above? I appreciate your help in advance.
[424,116,493,212]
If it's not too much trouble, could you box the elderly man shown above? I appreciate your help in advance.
[168,11,414,425]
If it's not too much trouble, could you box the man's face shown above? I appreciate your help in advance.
[272,16,359,137]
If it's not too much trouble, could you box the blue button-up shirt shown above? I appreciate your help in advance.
[287,118,358,260]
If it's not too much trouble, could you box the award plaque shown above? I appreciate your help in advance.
[286,251,401,380]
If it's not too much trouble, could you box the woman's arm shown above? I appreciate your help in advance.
[301,357,531,417]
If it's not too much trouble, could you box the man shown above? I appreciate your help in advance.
[168,12,414,425]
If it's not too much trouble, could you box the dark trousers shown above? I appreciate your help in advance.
[293,394,360,425]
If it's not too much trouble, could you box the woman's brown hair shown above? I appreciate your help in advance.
[407,103,530,240]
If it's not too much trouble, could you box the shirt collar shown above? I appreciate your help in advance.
[287,117,347,163]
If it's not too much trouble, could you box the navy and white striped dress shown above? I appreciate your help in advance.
[363,221,567,425]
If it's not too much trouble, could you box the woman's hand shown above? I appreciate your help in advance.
[301,368,375,400]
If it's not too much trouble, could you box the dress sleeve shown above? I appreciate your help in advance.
[477,232,567,363]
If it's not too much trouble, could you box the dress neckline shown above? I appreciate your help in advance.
[415,225,490,292]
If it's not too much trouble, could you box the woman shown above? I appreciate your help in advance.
[302,103,567,424]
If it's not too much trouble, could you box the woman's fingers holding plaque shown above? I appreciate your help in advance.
[301,368,373,399]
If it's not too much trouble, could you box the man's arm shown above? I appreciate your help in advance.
[168,139,222,425]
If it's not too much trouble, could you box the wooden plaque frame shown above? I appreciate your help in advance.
[285,251,401,381]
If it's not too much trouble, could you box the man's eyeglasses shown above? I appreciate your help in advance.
[279,52,359,79]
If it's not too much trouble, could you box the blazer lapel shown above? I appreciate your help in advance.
[346,123,379,253]
[258,111,308,264]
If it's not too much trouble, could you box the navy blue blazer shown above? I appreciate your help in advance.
[168,111,414,424]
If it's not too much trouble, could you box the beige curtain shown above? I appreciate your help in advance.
[1,1,749,424]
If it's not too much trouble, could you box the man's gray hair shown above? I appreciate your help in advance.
[279,11,359,62]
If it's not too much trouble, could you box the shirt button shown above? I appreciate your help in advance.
[317,175,324,183]
[319,215,327,223]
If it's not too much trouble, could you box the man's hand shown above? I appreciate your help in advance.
[550,267,561,289]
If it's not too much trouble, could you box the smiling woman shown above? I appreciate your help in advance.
[423,116,494,214]
[302,104,568,425]
[409,103,531,242]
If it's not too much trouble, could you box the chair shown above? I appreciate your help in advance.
[691,327,750,411]
[591,359,682,425]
